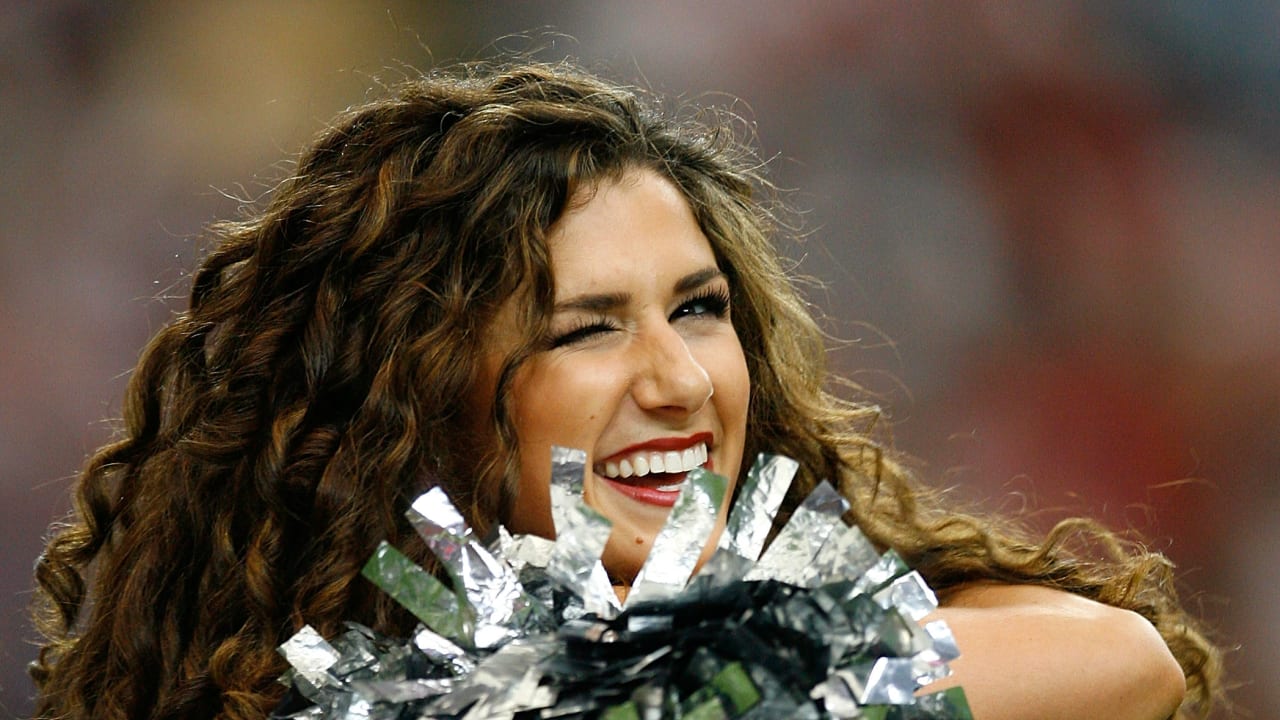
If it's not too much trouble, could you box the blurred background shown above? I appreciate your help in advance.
[2,1,1275,716]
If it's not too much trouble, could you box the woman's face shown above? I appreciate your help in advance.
[476,167,750,584]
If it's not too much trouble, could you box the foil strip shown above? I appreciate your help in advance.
[871,606,933,657]
[544,446,621,618]
[689,547,755,589]
[746,480,849,584]
[361,541,473,645]
[625,468,727,607]
[278,625,339,691]
[347,677,453,703]
[809,670,862,719]
[810,520,881,586]
[430,639,555,718]
[873,571,939,622]
[546,498,621,618]
[911,686,974,718]
[413,625,475,675]
[492,526,554,571]
[718,453,798,561]
[277,456,972,720]
[922,620,961,663]
[910,620,960,686]
[549,445,588,534]
[851,656,920,705]
[852,549,911,596]
[407,487,540,648]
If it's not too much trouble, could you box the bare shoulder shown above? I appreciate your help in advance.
[927,583,1186,720]
[943,582,1137,617]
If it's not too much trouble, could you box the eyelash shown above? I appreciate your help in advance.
[549,287,732,349]
[671,286,731,322]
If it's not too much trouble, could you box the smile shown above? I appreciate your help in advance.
[594,437,713,507]
[597,442,709,480]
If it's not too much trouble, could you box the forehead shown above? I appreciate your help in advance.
[547,169,716,292]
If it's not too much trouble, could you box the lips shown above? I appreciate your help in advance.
[594,434,713,507]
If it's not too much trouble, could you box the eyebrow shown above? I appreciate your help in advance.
[553,266,726,313]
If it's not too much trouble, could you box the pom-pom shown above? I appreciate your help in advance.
[274,452,972,719]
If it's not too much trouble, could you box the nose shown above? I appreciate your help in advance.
[631,324,714,414]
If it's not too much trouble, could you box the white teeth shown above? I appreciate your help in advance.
[656,481,685,492]
[649,452,665,473]
[664,451,681,471]
[597,442,711,479]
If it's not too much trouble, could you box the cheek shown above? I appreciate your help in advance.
[505,360,618,533]
[510,361,595,446]
[509,354,636,441]
[706,336,751,474]
[710,338,751,414]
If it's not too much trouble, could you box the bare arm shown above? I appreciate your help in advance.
[923,584,1185,720]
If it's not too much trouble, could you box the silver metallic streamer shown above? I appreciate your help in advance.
[277,456,973,719]
[746,480,849,584]
[911,620,961,686]
[810,520,881,587]
[431,639,555,718]
[545,446,621,618]
[348,677,453,703]
[858,656,920,705]
[491,526,554,572]
[413,625,475,676]
[546,499,620,618]
[549,445,588,534]
[914,686,974,716]
[407,488,536,649]
[361,542,472,645]
[923,620,961,663]
[278,625,339,690]
[809,671,863,719]
[873,571,939,622]
[852,549,911,596]
[625,468,727,607]
[718,453,798,561]
[689,547,755,588]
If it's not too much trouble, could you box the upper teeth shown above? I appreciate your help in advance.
[599,443,709,479]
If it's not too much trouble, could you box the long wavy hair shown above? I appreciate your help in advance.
[31,60,1222,719]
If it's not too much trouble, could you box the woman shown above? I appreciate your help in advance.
[31,60,1221,719]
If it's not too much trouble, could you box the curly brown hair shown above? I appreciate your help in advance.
[30,60,1223,719]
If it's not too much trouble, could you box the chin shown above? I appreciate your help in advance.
[602,542,648,586]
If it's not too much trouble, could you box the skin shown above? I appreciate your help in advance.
[476,168,751,585]
[926,584,1187,719]
[471,169,1186,717]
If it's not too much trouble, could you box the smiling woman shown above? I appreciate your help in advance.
[29,60,1223,720]
[476,169,750,583]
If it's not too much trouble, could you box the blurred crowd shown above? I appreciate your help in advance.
[2,2,1275,716]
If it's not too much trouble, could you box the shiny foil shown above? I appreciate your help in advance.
[548,446,621,618]
[746,480,848,585]
[717,453,798,561]
[276,454,972,719]
[360,541,473,645]
[625,468,726,607]
[406,487,544,648]
[550,445,589,533]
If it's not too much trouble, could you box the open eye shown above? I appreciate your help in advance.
[671,287,730,321]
